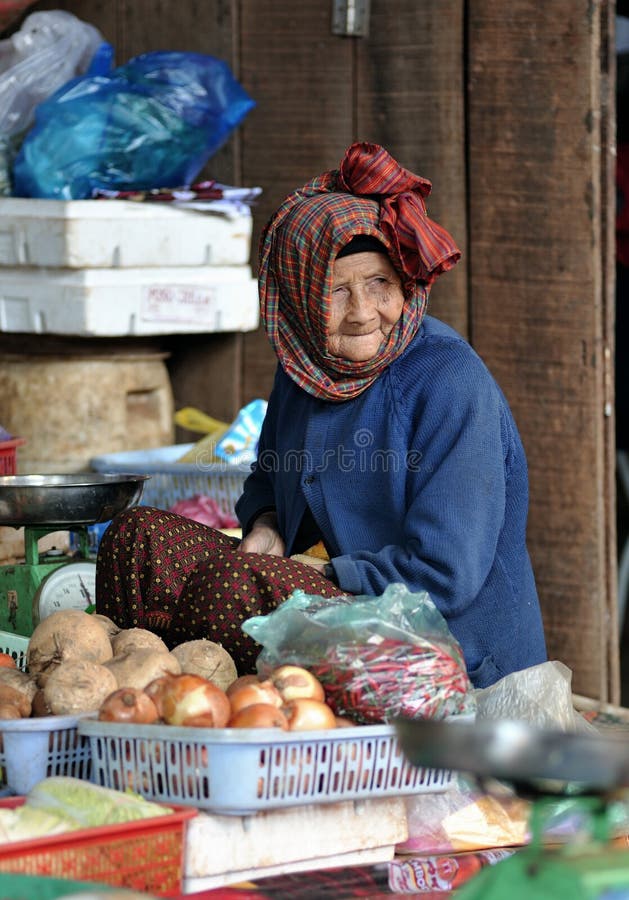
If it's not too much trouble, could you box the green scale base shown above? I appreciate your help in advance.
[458,796,629,900]
[0,526,95,637]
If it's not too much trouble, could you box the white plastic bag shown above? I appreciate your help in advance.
[0,10,105,137]
[0,10,107,195]
[474,659,597,733]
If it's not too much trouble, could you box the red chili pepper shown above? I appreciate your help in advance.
[311,635,472,724]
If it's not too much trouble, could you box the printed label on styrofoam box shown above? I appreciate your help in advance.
[141,284,218,324]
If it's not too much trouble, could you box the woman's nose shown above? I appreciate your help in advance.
[346,286,377,321]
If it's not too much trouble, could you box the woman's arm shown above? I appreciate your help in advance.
[236,368,288,557]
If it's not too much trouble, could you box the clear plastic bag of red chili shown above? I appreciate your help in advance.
[243,583,476,723]
[310,636,472,724]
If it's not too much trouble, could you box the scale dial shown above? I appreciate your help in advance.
[32,561,97,624]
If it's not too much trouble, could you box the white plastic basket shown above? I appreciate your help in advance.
[77,720,453,815]
[0,631,92,795]
[0,631,28,670]
[90,444,250,516]
[0,715,92,796]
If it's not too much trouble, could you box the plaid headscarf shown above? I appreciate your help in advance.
[259,142,461,401]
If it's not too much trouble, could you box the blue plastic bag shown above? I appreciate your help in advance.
[214,398,267,465]
[12,51,255,199]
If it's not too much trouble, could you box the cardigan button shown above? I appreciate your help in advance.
[304,475,315,485]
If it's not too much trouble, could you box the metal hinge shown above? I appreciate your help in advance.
[331,0,371,37]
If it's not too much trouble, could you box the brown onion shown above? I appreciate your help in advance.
[225,674,260,697]
[283,698,337,731]
[228,703,289,729]
[98,687,159,724]
[144,672,178,719]
[158,673,231,728]
[31,689,53,717]
[228,679,283,715]
[269,665,325,702]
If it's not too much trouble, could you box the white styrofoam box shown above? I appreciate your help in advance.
[184,797,407,890]
[0,265,260,336]
[0,197,252,268]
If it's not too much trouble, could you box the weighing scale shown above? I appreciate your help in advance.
[0,473,149,636]
[395,717,629,900]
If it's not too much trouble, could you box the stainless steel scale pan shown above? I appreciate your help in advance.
[395,717,629,794]
[0,473,149,527]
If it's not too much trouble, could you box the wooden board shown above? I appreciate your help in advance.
[355,0,468,336]
[238,0,356,403]
[467,0,616,699]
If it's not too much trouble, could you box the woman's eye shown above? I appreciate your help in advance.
[365,277,390,294]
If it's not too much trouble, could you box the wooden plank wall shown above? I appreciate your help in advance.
[237,0,468,404]
[355,1,468,337]
[467,0,616,700]
[21,0,615,698]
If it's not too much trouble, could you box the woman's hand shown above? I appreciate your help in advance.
[290,553,327,574]
[239,511,285,556]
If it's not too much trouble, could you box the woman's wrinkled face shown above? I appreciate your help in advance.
[327,252,405,362]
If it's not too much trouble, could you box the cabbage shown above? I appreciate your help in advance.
[26,776,171,828]
[0,805,70,842]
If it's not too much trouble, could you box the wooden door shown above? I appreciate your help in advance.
[465,1,617,700]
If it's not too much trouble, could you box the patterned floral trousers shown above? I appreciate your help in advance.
[95,506,344,674]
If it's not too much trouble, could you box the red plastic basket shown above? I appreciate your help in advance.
[0,438,25,475]
[0,797,196,896]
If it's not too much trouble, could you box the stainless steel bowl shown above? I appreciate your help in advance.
[394,717,629,794]
[0,473,150,526]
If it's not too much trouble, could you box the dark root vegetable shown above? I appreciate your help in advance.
[171,639,238,691]
[43,660,117,715]
[27,610,113,687]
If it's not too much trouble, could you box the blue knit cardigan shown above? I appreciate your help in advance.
[236,316,547,688]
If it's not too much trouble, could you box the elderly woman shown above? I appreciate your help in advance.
[96,142,547,688]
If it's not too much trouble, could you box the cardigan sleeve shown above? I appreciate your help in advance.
[235,373,280,535]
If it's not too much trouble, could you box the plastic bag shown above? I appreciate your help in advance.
[0,11,107,136]
[12,50,256,200]
[242,583,476,724]
[214,398,267,465]
[0,10,109,194]
[474,660,597,733]
[398,774,529,855]
[168,495,238,529]
[398,773,629,856]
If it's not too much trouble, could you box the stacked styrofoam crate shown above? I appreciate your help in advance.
[0,197,259,336]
